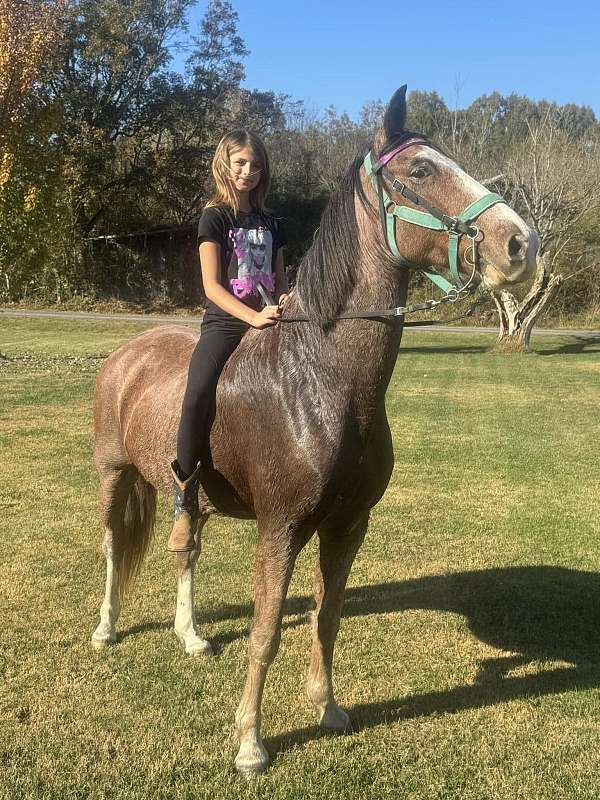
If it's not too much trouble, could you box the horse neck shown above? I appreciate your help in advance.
[347,203,408,315]
[303,206,410,408]
[339,260,406,397]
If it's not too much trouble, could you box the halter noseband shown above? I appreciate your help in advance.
[364,139,505,291]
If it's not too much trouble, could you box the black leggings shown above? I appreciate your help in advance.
[176,316,247,477]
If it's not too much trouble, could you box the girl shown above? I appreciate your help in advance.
[168,130,289,553]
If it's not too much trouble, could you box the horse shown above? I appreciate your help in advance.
[90,85,539,775]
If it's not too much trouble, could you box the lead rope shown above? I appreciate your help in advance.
[278,249,480,324]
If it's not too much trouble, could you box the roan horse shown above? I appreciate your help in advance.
[91,86,538,775]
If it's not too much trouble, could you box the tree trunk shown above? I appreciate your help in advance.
[489,257,564,353]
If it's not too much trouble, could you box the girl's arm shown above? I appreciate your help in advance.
[273,248,289,304]
[200,241,280,328]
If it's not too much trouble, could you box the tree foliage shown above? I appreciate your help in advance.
[0,0,63,180]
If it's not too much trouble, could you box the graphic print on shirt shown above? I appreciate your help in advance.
[228,226,275,299]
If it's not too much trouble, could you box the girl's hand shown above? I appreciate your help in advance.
[251,305,281,329]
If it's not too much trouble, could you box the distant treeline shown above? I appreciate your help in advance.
[1,0,599,316]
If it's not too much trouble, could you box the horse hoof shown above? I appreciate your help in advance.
[175,631,214,656]
[235,740,270,777]
[91,632,116,650]
[319,703,352,733]
[186,638,214,657]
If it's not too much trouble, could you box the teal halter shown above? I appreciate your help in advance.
[363,142,506,293]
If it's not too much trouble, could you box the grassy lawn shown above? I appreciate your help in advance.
[1,316,599,800]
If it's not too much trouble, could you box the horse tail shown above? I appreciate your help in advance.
[117,471,157,599]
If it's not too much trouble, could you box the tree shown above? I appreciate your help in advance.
[186,0,247,105]
[115,1,288,234]
[0,0,65,299]
[406,90,450,142]
[42,0,193,235]
[488,117,600,352]
[0,0,63,182]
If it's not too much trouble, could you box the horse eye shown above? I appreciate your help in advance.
[410,165,430,180]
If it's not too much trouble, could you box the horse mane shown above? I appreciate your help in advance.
[295,154,368,327]
[295,131,427,327]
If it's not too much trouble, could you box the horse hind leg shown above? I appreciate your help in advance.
[306,512,369,732]
[91,464,156,649]
[173,517,214,656]
[92,525,121,648]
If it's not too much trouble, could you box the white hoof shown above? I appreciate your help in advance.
[319,702,351,733]
[235,738,270,777]
[91,630,116,649]
[176,632,214,657]
[185,637,214,657]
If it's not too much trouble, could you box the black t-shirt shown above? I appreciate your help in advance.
[197,205,286,321]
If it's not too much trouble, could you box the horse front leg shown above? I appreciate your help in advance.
[307,513,369,732]
[173,514,213,656]
[234,522,310,777]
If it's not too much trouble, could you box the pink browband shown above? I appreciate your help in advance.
[377,138,428,166]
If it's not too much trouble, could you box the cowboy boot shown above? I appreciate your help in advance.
[167,460,203,553]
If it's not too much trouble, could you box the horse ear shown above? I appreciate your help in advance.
[384,85,408,140]
[373,85,408,153]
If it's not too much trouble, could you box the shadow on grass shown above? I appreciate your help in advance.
[267,565,600,757]
[399,335,600,357]
[119,565,600,752]
[267,662,599,761]
[536,335,600,356]
[342,567,600,665]
[121,566,600,664]
[119,595,309,652]
[399,343,490,355]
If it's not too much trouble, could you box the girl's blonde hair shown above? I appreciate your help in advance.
[205,130,271,214]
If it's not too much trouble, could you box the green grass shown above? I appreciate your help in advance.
[1,317,600,799]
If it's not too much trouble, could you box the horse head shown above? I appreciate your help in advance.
[369,85,539,291]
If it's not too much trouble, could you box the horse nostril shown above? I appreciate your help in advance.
[508,233,528,261]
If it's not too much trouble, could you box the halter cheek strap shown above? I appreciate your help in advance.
[364,143,505,291]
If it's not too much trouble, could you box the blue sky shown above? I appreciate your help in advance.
[176,0,600,119]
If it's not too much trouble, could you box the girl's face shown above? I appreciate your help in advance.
[228,146,262,195]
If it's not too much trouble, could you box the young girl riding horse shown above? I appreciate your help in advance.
[168,130,289,553]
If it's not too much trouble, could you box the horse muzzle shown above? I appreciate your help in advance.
[480,227,539,289]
